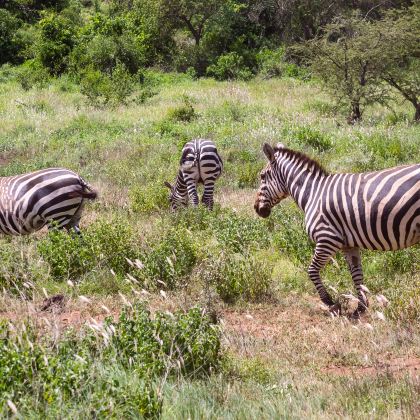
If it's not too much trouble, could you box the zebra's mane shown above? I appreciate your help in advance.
[274,146,329,176]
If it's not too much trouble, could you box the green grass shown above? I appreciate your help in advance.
[0,72,419,418]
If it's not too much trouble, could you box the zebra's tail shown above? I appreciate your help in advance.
[77,177,98,200]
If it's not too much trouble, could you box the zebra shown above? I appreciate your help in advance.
[254,143,420,316]
[164,139,223,210]
[0,168,97,236]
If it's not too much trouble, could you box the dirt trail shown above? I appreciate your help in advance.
[1,296,419,379]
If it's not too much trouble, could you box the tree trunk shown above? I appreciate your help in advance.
[415,102,420,122]
[348,103,362,124]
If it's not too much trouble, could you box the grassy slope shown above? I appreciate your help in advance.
[0,73,419,418]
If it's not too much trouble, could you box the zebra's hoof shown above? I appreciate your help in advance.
[329,303,341,316]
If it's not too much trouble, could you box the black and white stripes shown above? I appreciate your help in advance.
[165,139,223,210]
[255,143,420,314]
[0,168,97,235]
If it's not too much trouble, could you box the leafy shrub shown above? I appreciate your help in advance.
[0,304,222,417]
[294,126,332,152]
[110,305,221,377]
[207,52,253,81]
[256,47,285,79]
[205,252,273,303]
[272,206,314,266]
[236,161,261,188]
[214,210,270,254]
[0,9,24,65]
[167,96,196,123]
[16,59,51,90]
[38,12,78,75]
[130,183,169,214]
[0,240,46,297]
[80,62,136,107]
[137,229,197,289]
[38,218,139,280]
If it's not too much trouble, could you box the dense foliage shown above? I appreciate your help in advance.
[1,0,418,120]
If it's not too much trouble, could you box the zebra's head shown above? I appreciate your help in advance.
[254,142,288,218]
[164,181,188,210]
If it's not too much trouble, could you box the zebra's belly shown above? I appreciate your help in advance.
[0,211,46,235]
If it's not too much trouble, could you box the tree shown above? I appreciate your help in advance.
[161,0,225,46]
[368,4,420,121]
[297,16,387,123]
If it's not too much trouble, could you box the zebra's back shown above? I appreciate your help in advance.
[314,164,420,250]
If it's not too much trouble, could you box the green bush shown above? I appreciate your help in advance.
[207,52,253,81]
[38,218,139,280]
[205,252,273,303]
[256,47,285,79]
[16,59,51,90]
[130,183,169,214]
[272,206,314,266]
[0,240,46,297]
[0,304,222,417]
[38,12,78,75]
[137,229,197,289]
[214,210,270,254]
[167,96,196,123]
[80,62,136,107]
[0,9,24,65]
[294,126,332,152]
[236,161,261,188]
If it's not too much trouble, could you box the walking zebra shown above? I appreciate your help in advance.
[0,168,97,235]
[164,139,223,210]
[254,143,420,315]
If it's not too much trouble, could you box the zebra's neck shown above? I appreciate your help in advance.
[174,170,188,198]
[279,155,327,212]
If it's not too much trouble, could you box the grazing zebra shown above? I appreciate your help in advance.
[164,139,223,210]
[254,143,420,315]
[0,168,97,235]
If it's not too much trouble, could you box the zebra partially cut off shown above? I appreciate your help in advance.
[255,143,419,316]
[165,139,223,210]
[0,168,97,235]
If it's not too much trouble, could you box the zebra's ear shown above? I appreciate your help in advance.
[263,143,275,162]
[164,181,173,190]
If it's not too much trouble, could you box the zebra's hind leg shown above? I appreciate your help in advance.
[308,243,339,313]
[202,179,215,210]
[185,178,199,206]
[343,247,368,315]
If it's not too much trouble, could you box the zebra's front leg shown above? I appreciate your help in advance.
[343,247,368,314]
[185,178,199,206]
[202,179,215,210]
[308,243,339,312]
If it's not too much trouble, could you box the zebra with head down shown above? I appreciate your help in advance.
[254,143,420,316]
[0,168,97,236]
[165,139,223,210]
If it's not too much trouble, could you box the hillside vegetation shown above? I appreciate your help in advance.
[0,71,419,417]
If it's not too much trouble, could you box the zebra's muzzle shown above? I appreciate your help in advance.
[254,203,271,218]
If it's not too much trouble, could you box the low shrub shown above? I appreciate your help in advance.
[136,228,197,289]
[293,126,332,152]
[214,210,270,254]
[38,218,139,280]
[0,240,47,297]
[236,161,261,188]
[16,59,51,90]
[272,206,314,266]
[204,252,273,303]
[80,62,136,107]
[130,183,169,214]
[0,304,222,417]
[207,52,253,81]
[167,96,196,123]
